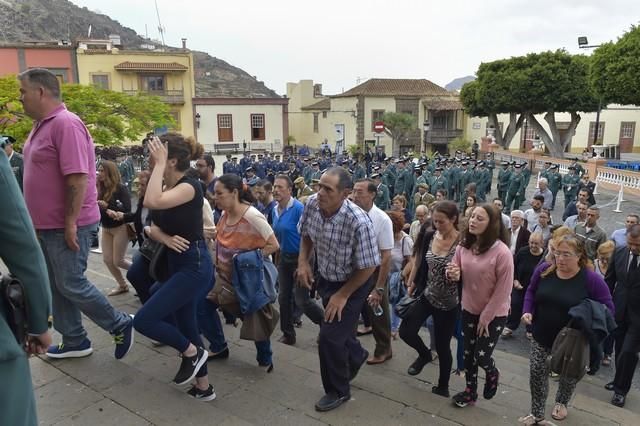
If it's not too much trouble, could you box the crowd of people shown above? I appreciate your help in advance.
[2,68,639,425]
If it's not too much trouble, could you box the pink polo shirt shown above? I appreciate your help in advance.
[453,241,513,324]
[23,104,100,230]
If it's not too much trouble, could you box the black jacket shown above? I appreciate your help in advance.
[568,299,616,344]
[605,246,640,326]
[122,196,148,247]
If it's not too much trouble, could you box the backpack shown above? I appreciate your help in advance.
[547,322,590,381]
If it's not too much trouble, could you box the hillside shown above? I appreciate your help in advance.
[445,75,476,92]
[0,0,280,98]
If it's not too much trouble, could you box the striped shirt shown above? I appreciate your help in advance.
[300,194,380,282]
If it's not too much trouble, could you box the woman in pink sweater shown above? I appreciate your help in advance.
[447,203,514,408]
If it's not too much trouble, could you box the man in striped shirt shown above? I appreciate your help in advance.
[298,167,380,412]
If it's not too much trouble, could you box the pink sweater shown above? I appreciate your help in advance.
[453,241,514,324]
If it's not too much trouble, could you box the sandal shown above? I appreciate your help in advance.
[108,286,129,296]
[602,355,612,366]
[551,403,567,421]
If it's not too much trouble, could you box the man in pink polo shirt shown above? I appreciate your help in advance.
[19,68,134,360]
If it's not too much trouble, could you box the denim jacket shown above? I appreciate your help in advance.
[232,249,278,315]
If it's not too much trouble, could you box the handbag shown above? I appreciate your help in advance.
[139,238,169,282]
[547,321,590,381]
[0,272,29,345]
[394,293,421,319]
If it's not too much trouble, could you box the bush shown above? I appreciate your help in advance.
[449,137,471,154]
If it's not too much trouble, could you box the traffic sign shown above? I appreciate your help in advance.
[374,121,385,133]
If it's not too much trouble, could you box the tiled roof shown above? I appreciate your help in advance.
[114,61,188,71]
[423,98,463,111]
[301,98,330,110]
[333,78,450,98]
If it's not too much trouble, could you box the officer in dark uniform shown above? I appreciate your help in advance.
[547,164,563,210]
[475,161,491,202]
[497,161,511,205]
[430,167,448,195]
[223,154,233,174]
[562,166,580,208]
[1,135,23,191]
[505,163,526,214]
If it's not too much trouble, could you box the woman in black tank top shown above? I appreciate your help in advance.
[132,133,216,401]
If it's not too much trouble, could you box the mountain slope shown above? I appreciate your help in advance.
[0,0,279,98]
[445,75,476,92]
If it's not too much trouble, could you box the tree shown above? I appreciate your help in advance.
[461,50,599,157]
[0,75,175,149]
[382,111,415,155]
[591,25,640,106]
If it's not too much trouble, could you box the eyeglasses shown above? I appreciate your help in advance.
[554,251,577,259]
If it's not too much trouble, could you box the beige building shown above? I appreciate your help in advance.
[287,79,464,156]
[465,106,640,154]
[193,98,289,153]
[76,38,196,140]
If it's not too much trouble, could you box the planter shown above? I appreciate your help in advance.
[592,145,605,159]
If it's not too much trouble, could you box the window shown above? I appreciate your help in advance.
[588,121,605,144]
[250,114,265,140]
[168,110,181,130]
[91,73,110,90]
[217,114,233,142]
[620,122,635,139]
[523,125,539,141]
[371,109,385,131]
[140,75,165,92]
[313,113,319,133]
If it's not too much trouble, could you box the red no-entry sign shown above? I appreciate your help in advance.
[374,121,385,133]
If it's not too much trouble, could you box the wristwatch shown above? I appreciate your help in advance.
[375,288,385,295]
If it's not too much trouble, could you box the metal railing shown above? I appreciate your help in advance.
[122,89,185,104]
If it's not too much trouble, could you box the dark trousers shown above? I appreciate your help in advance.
[197,270,227,353]
[462,310,506,391]
[278,253,324,339]
[612,323,640,395]
[127,251,154,304]
[364,274,391,357]
[133,241,212,378]
[551,190,559,210]
[506,288,532,332]
[399,297,458,388]
[317,276,370,397]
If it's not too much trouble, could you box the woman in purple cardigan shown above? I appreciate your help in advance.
[518,234,613,424]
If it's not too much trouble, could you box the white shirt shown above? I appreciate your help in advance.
[366,204,394,251]
[510,226,521,254]
[524,209,540,232]
[501,213,511,230]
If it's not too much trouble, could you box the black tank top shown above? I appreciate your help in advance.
[151,176,203,242]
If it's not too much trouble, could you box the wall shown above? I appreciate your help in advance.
[0,46,76,82]
[76,50,195,140]
[195,103,285,152]
[465,106,640,153]
[0,48,21,75]
[362,97,396,152]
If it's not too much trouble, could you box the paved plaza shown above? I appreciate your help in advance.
[28,175,640,426]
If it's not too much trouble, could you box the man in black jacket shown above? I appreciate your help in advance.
[604,224,640,407]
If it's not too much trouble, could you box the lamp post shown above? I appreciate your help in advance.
[578,36,603,155]
[422,120,430,154]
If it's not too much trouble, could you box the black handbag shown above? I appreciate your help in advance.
[139,239,169,282]
[0,273,29,345]
[394,293,421,319]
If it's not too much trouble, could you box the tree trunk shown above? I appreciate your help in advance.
[501,112,525,150]
[526,111,581,159]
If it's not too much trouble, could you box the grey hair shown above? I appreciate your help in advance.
[538,177,548,185]
[18,68,61,99]
[324,167,353,190]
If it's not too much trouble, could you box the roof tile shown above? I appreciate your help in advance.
[114,61,188,71]
[333,78,450,98]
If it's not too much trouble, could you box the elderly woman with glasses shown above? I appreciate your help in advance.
[518,234,613,424]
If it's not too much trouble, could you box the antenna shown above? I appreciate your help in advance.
[88,24,92,38]
[155,0,166,46]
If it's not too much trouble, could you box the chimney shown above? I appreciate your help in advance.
[181,38,187,49]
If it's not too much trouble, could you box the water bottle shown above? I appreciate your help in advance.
[372,303,384,317]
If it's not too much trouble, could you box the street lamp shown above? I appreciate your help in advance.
[422,120,430,154]
[195,112,201,129]
[578,36,603,153]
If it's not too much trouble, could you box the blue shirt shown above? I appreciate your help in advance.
[273,197,304,255]
[611,228,627,247]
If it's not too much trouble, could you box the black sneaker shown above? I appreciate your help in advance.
[483,369,500,400]
[187,384,216,402]
[113,314,135,360]
[453,388,477,408]
[173,346,207,386]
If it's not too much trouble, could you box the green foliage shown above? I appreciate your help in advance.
[0,76,175,148]
[448,137,471,153]
[382,111,415,149]
[347,144,360,156]
[591,25,640,105]
[286,134,296,145]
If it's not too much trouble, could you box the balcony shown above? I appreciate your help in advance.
[429,129,463,139]
[123,89,185,104]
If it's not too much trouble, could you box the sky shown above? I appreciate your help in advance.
[71,0,640,95]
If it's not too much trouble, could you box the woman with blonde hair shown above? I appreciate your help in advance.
[519,234,613,423]
[97,160,132,296]
[595,240,616,367]
[391,194,412,230]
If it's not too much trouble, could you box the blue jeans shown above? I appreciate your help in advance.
[197,269,227,353]
[127,251,154,304]
[255,340,272,366]
[38,222,131,347]
[133,240,213,376]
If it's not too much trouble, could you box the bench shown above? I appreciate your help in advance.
[213,143,240,155]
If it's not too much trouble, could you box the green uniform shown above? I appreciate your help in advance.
[302,166,314,184]
[476,168,491,201]
[562,173,580,208]
[548,170,563,210]
[485,159,496,193]
[394,167,412,197]
[382,168,396,195]
[518,165,532,208]
[505,170,526,213]
[445,166,458,200]
[414,191,436,209]
[353,164,366,181]
[375,183,391,211]
[430,175,448,196]
[497,167,512,204]
[456,169,473,203]
[0,151,52,426]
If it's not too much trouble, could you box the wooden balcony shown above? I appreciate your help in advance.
[123,89,185,104]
